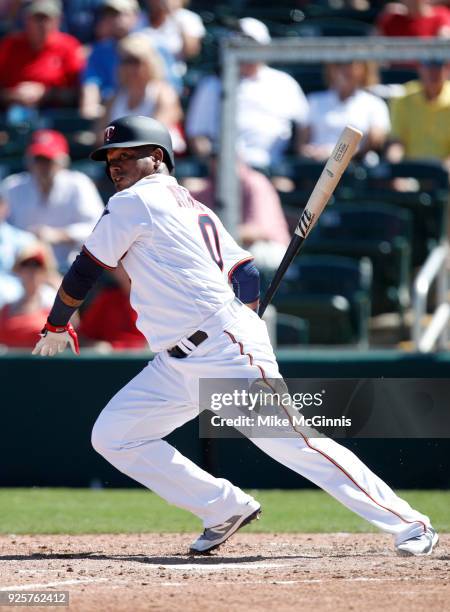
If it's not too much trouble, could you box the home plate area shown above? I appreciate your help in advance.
[0,534,449,611]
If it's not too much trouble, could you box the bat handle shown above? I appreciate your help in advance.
[258,235,304,318]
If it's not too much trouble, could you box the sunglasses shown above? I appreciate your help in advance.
[120,55,142,65]
[30,155,55,162]
[30,13,54,20]
[18,259,45,269]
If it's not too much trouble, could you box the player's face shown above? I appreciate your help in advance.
[106,146,160,191]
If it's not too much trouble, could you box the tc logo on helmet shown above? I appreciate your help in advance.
[104,126,115,143]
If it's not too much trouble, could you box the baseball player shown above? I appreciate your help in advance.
[32,116,438,556]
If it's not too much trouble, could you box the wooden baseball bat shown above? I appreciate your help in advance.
[258,125,363,318]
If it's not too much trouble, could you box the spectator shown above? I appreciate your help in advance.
[103,33,183,151]
[61,0,104,44]
[1,129,104,270]
[0,195,36,307]
[376,0,450,37]
[387,62,450,168]
[139,0,205,77]
[298,62,390,161]
[80,0,140,119]
[80,0,181,119]
[183,160,290,270]
[79,264,147,350]
[185,18,309,169]
[0,243,58,349]
[0,0,85,111]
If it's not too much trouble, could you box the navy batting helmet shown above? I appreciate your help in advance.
[90,115,175,171]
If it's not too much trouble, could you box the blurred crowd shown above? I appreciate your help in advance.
[1,0,450,351]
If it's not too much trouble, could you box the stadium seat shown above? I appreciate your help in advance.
[191,0,245,18]
[380,68,417,85]
[39,109,96,134]
[301,6,380,22]
[0,124,31,158]
[351,161,450,266]
[270,255,372,346]
[38,110,97,161]
[69,141,97,162]
[175,157,209,180]
[275,295,355,345]
[271,157,360,206]
[191,24,228,67]
[271,64,325,94]
[0,157,25,178]
[276,312,309,346]
[303,203,413,316]
[0,22,11,39]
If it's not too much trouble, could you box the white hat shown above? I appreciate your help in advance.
[238,17,271,45]
[101,0,138,13]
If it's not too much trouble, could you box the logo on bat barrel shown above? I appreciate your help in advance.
[297,208,315,238]
[333,142,349,163]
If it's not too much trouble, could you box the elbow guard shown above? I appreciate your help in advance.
[230,259,260,303]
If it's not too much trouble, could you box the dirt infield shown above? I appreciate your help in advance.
[0,534,449,612]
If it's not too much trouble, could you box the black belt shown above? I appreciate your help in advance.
[168,330,208,359]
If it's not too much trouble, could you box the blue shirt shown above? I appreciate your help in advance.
[82,39,118,99]
[82,37,182,98]
[61,0,104,44]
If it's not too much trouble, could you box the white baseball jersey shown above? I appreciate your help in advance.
[84,174,253,352]
[85,172,431,549]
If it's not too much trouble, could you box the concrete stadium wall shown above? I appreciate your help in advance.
[1,351,449,489]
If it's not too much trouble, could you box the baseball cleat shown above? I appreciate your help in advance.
[395,527,439,557]
[189,500,261,554]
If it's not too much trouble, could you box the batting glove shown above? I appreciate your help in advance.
[32,322,80,356]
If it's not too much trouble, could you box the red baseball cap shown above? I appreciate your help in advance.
[27,129,69,160]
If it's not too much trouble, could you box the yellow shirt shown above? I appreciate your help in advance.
[390,80,450,160]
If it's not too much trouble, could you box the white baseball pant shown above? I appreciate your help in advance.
[91,299,429,544]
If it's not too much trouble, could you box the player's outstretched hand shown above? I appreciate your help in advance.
[32,322,80,356]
